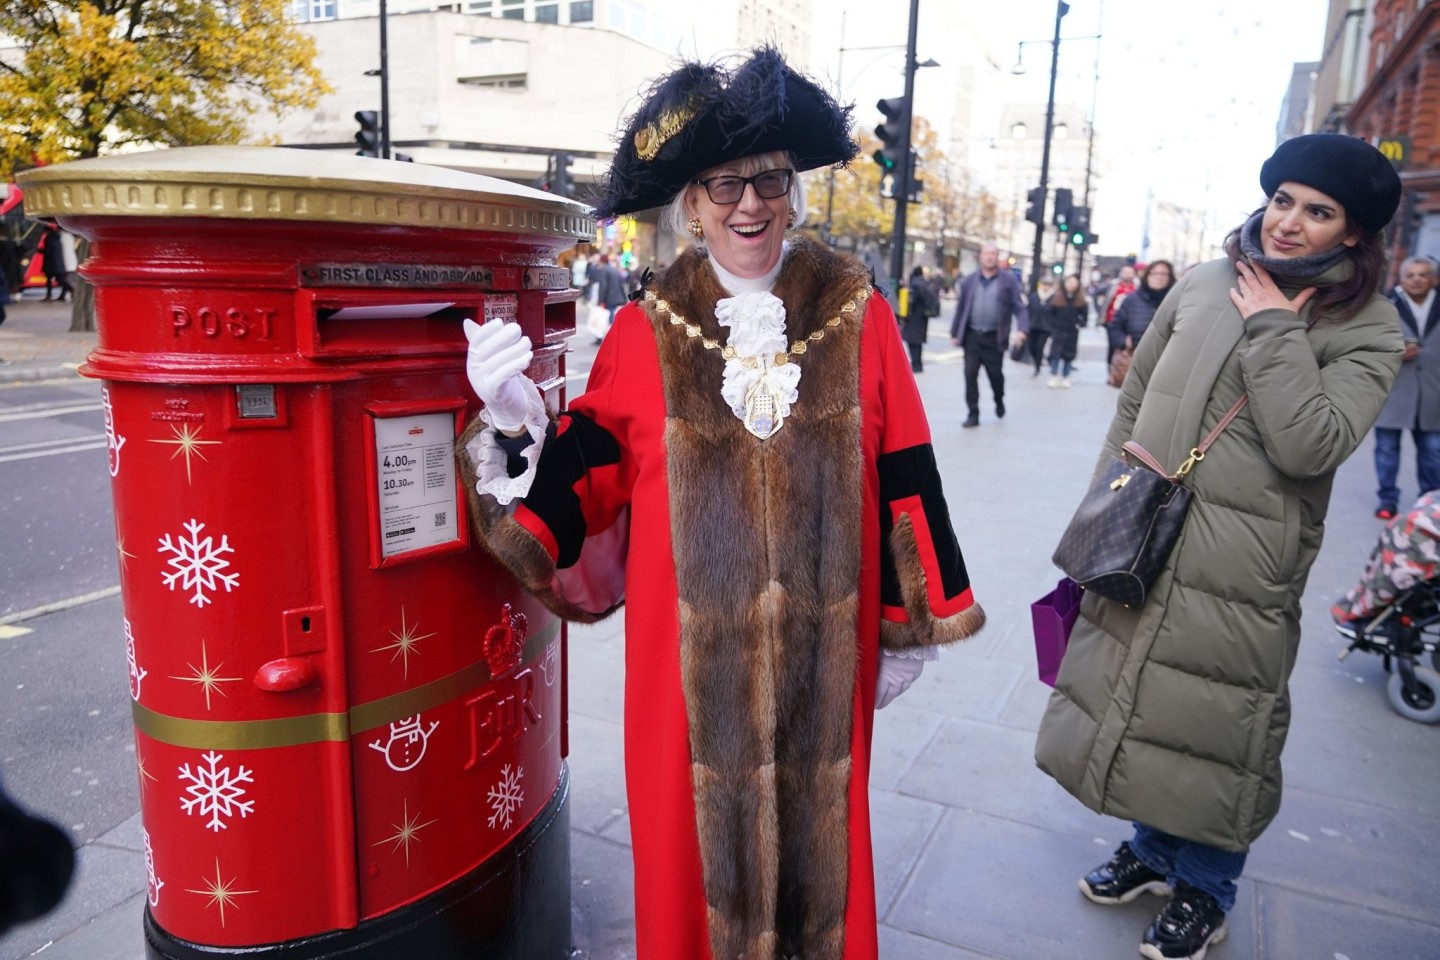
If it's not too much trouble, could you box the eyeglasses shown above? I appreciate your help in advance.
[691,169,794,205]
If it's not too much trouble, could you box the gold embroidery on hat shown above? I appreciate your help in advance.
[634,99,699,162]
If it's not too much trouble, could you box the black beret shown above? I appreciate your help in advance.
[1259,133,1403,233]
[593,47,857,220]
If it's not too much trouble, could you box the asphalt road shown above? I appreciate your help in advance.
[0,377,139,904]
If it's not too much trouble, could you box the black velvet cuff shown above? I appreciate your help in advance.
[495,431,536,479]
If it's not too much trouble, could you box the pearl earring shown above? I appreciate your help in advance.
[687,217,704,238]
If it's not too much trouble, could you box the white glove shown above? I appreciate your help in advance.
[463,318,535,433]
[875,651,926,710]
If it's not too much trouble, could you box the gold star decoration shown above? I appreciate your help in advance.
[185,858,257,928]
[372,799,437,868]
[116,536,137,573]
[371,607,435,679]
[170,641,242,711]
[136,753,159,792]
[148,424,221,485]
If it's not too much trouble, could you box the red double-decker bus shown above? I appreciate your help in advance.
[2,182,50,292]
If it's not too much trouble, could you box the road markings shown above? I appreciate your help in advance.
[0,440,108,463]
[0,401,103,422]
[0,585,121,627]
[0,625,33,639]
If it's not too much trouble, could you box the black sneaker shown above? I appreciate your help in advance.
[996,399,1006,418]
[1140,881,1228,960]
[962,412,980,428]
[1079,842,1171,905]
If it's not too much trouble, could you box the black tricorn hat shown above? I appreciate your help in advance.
[1259,133,1403,233]
[592,47,857,220]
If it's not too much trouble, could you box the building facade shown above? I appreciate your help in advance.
[267,1,815,269]
[1347,0,1440,266]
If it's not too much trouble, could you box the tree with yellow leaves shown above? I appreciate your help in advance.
[0,0,331,328]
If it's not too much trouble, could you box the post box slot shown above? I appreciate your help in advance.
[307,299,482,358]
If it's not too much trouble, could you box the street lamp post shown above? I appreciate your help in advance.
[1027,0,1068,293]
[888,0,922,289]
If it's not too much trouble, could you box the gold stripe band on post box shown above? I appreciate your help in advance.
[16,146,595,242]
[131,619,561,750]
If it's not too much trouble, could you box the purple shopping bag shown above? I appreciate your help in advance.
[1031,577,1082,687]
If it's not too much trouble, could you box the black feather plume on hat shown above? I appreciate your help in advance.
[591,47,856,220]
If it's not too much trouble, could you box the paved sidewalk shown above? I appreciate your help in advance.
[0,296,95,383]
[3,315,1439,959]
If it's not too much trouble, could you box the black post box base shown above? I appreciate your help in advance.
[145,765,571,960]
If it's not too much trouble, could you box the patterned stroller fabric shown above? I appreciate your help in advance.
[1333,490,1440,623]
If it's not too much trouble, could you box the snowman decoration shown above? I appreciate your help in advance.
[369,714,439,772]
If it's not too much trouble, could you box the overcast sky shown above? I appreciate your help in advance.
[805,0,1330,257]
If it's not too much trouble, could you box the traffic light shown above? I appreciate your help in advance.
[1069,206,1091,246]
[554,151,574,198]
[905,149,922,203]
[873,97,905,172]
[1051,262,1064,275]
[1025,187,1045,225]
[354,110,380,158]
[1053,188,1074,231]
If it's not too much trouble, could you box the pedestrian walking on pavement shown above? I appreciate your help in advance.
[1044,273,1087,388]
[1036,132,1405,960]
[1113,260,1176,349]
[459,46,985,960]
[1101,264,1138,366]
[1025,276,1056,377]
[39,224,73,303]
[1371,255,1440,519]
[904,264,940,372]
[950,241,1028,426]
[1109,260,1176,387]
[586,253,628,340]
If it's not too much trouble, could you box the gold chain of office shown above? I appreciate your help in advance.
[643,287,870,367]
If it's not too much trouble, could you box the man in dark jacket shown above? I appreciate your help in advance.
[1373,256,1440,518]
[950,242,1028,427]
[586,254,629,341]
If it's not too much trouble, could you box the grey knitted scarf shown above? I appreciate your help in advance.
[1239,210,1350,279]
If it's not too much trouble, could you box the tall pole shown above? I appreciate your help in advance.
[1076,0,1102,284]
[887,0,921,289]
[824,11,847,247]
[379,0,392,160]
[1028,0,1068,293]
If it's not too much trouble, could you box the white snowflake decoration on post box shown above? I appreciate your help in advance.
[178,751,254,832]
[158,519,239,607]
[487,764,525,830]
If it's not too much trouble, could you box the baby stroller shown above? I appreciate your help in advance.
[1333,491,1440,723]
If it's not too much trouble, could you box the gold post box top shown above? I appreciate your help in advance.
[15,145,596,241]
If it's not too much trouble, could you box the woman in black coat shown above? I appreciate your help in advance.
[1025,278,1056,376]
[1112,260,1176,351]
[40,225,73,302]
[1045,273,1087,387]
[904,265,940,372]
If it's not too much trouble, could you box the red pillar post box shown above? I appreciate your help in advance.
[17,147,593,959]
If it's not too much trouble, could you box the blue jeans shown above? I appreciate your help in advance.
[1129,823,1246,912]
[1048,356,1073,377]
[1373,427,1440,508]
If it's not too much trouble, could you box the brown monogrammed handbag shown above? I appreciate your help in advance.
[1052,395,1249,607]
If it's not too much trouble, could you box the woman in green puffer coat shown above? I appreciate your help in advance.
[1035,134,1405,960]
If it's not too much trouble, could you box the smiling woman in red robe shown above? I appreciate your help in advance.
[457,47,985,960]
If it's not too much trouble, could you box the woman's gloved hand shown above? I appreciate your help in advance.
[463,318,536,433]
[875,651,926,710]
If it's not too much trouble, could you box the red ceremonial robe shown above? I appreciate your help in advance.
[459,237,983,960]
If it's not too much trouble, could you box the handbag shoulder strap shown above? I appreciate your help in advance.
[1174,393,1248,479]
[1120,393,1249,482]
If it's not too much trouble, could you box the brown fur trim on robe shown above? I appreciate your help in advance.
[456,415,621,625]
[879,512,987,650]
[647,235,870,960]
